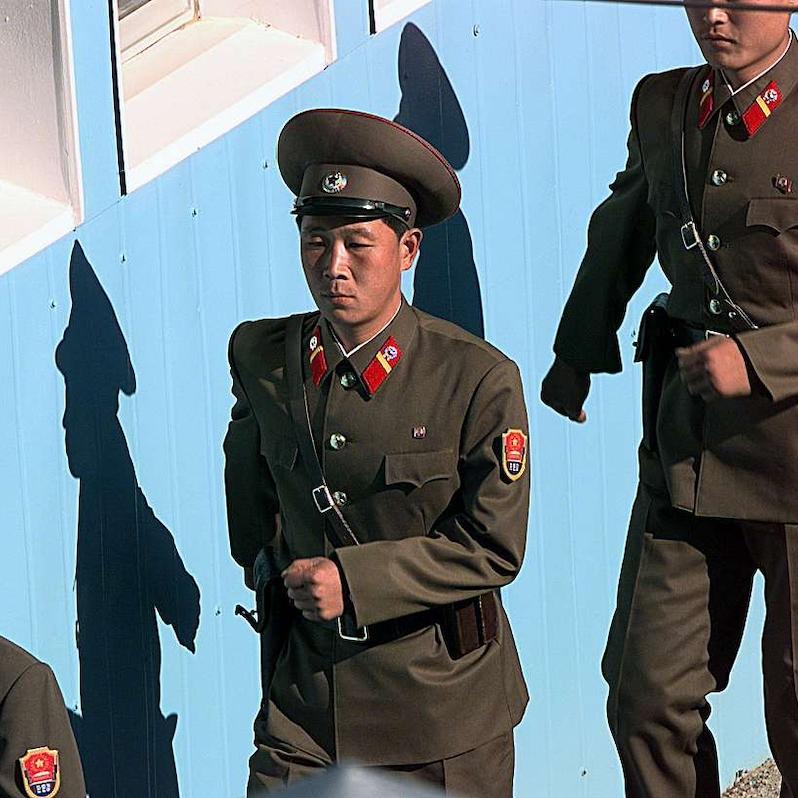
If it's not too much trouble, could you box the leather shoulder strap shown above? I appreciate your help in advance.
[283,314,360,549]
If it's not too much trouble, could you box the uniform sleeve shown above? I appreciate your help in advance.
[553,76,657,374]
[223,323,280,569]
[0,663,86,798]
[736,320,798,402]
[333,359,530,628]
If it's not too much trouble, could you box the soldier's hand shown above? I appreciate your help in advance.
[282,557,344,622]
[676,336,752,401]
[540,357,590,423]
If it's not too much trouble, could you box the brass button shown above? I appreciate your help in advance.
[332,491,348,507]
[711,169,727,186]
[707,234,721,251]
[340,371,357,389]
[708,298,723,315]
[329,433,347,450]
[725,110,740,126]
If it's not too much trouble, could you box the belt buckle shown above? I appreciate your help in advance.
[680,221,699,250]
[337,617,369,642]
[705,330,728,340]
[312,485,333,514]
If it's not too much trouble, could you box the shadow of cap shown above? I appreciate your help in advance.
[55,241,136,397]
[395,23,469,171]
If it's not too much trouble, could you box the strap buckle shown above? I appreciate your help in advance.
[312,485,334,514]
[337,616,369,642]
[680,221,699,250]
[705,330,728,340]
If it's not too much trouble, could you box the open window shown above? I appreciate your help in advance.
[369,0,431,34]
[0,0,82,275]
[112,0,336,192]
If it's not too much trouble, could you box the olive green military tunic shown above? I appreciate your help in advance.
[551,33,798,798]
[224,299,529,766]
[555,36,798,523]
[0,636,86,798]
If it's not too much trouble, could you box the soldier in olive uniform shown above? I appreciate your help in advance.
[224,110,530,796]
[0,636,86,798]
[542,3,798,797]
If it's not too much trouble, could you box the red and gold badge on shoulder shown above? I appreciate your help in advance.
[19,747,60,797]
[501,428,527,482]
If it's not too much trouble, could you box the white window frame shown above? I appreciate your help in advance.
[119,0,196,61]
[370,0,431,34]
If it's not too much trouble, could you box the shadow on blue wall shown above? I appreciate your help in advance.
[56,242,201,798]
[395,23,484,339]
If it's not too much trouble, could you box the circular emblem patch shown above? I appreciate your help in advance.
[321,172,347,194]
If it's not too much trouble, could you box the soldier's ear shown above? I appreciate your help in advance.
[400,228,423,271]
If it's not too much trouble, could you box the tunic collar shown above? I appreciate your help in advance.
[700,30,798,135]
[307,297,418,396]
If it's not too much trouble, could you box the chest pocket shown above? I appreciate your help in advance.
[384,449,454,488]
[746,197,798,234]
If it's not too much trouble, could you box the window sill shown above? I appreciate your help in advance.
[121,16,327,191]
[372,0,431,33]
[0,181,76,276]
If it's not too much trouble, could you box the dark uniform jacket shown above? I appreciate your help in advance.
[224,299,529,764]
[555,35,798,522]
[0,636,86,798]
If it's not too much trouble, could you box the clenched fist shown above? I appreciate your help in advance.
[676,336,752,401]
[282,557,344,622]
[541,357,591,423]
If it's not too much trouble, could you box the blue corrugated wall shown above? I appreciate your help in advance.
[0,1,770,796]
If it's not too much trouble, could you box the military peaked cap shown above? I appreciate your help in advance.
[277,108,461,228]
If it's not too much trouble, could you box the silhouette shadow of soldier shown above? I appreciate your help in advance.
[395,23,484,339]
[56,241,200,798]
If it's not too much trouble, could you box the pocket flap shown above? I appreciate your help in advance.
[746,197,798,233]
[384,450,453,488]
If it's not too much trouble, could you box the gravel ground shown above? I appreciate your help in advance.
[723,760,781,798]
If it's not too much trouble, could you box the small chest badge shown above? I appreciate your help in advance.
[774,174,793,195]
[321,171,347,194]
[501,429,527,482]
[19,747,60,797]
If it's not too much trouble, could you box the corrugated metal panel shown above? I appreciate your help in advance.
[0,1,770,796]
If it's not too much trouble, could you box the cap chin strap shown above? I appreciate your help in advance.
[292,195,413,226]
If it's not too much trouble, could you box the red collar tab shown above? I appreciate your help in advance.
[361,336,403,396]
[742,81,783,137]
[698,72,715,129]
[308,326,328,388]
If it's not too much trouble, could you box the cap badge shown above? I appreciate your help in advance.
[19,747,61,797]
[321,171,348,194]
[501,428,528,482]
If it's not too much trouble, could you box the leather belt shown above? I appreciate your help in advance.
[668,318,729,349]
[314,607,439,645]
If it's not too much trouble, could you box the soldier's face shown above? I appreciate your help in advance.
[300,216,421,338]
[686,0,795,86]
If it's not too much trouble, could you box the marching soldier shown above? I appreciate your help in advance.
[542,2,798,796]
[224,109,530,796]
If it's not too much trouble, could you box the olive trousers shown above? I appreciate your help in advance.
[603,483,798,798]
[247,730,514,797]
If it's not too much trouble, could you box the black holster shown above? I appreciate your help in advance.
[634,292,671,452]
[440,591,500,659]
[235,548,292,717]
